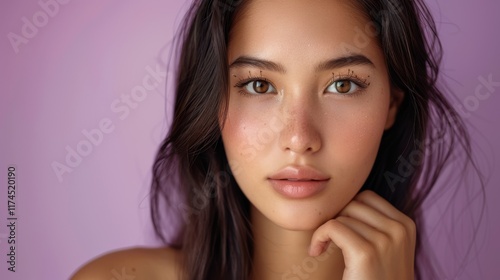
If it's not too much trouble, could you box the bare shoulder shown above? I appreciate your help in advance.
[70,246,182,280]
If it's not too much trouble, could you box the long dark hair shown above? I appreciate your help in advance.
[150,0,485,279]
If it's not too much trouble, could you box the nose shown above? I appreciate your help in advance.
[278,97,322,155]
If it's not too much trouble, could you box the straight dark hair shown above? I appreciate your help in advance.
[150,0,485,279]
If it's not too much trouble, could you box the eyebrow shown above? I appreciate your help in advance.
[228,54,375,73]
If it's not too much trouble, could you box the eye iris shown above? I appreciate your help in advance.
[253,80,269,93]
[335,80,351,93]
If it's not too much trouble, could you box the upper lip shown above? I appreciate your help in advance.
[268,165,330,181]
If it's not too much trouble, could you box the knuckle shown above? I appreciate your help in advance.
[313,220,334,235]
[388,220,407,241]
[405,218,417,243]
[375,232,391,250]
[405,217,417,234]
[317,219,340,233]
[357,243,377,261]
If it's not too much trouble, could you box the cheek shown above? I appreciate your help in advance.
[221,99,278,201]
[323,92,390,185]
[221,87,390,194]
[221,100,269,167]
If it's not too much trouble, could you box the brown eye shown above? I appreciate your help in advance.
[243,80,276,94]
[334,80,351,93]
[253,80,270,93]
[326,79,358,94]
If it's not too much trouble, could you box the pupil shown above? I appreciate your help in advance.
[254,81,269,93]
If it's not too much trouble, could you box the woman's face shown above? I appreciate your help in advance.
[221,0,402,230]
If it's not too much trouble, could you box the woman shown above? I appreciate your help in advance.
[72,0,482,279]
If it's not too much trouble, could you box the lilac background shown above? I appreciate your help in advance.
[0,0,498,279]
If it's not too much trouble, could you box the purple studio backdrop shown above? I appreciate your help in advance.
[1,0,499,279]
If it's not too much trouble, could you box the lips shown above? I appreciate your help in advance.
[268,165,330,181]
[268,166,330,198]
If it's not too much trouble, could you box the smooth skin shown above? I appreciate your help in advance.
[71,0,414,279]
[70,247,181,280]
[221,0,412,279]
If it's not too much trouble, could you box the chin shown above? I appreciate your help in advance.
[274,215,333,232]
[265,201,341,231]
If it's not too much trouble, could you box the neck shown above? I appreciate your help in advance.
[250,206,345,280]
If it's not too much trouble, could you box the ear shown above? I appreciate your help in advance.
[384,87,405,130]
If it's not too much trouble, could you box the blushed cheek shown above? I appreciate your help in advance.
[337,108,385,155]
[323,96,389,184]
[221,103,267,164]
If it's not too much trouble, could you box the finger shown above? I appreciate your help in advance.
[339,199,397,233]
[335,216,389,246]
[340,198,416,249]
[354,190,409,222]
[354,191,416,237]
[309,219,371,260]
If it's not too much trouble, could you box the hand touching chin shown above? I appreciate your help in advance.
[309,190,416,280]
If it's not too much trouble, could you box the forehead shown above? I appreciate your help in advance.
[228,0,382,66]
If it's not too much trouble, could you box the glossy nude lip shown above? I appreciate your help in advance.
[267,165,330,199]
[268,179,329,199]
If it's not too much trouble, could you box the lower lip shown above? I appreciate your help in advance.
[268,179,329,199]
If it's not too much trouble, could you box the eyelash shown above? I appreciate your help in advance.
[325,69,371,96]
[233,69,370,97]
[233,70,274,96]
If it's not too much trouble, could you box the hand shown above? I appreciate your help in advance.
[308,190,416,280]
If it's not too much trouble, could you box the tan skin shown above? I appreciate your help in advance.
[71,0,414,279]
